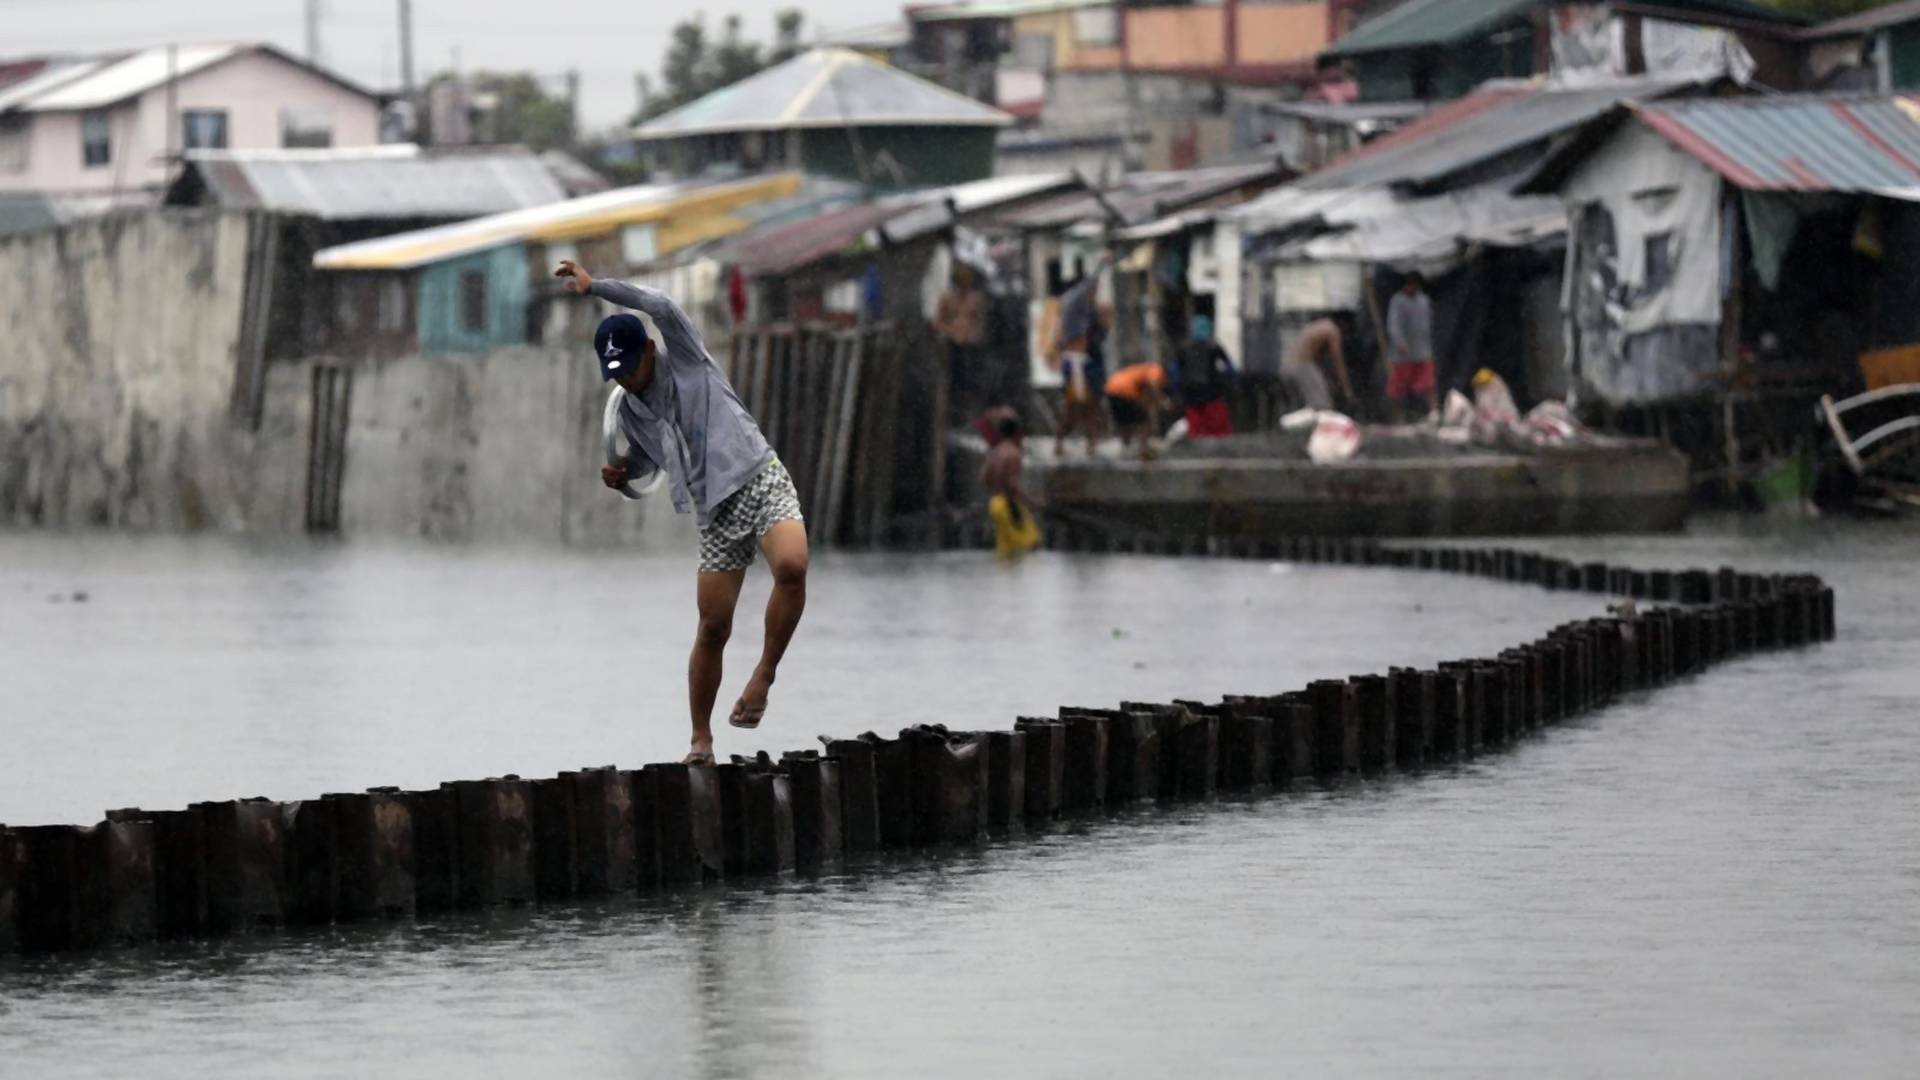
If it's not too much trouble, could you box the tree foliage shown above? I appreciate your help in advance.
[1761,0,1910,19]
[421,71,577,151]
[634,9,807,123]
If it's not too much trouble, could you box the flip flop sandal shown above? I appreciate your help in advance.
[681,750,715,766]
[729,700,766,730]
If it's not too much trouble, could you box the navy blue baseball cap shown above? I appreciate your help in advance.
[593,314,653,381]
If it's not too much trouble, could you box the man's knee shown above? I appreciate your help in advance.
[769,550,808,588]
[695,612,734,649]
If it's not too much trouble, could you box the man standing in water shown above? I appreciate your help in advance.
[982,413,1041,558]
[556,259,807,765]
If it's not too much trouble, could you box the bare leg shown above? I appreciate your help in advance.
[690,570,746,756]
[731,519,809,724]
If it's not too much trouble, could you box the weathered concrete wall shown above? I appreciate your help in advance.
[0,210,694,547]
[327,345,694,547]
[0,210,264,531]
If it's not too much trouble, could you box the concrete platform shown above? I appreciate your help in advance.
[967,431,1691,538]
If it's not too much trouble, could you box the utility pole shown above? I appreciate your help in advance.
[398,0,415,99]
[305,0,321,66]
[565,68,580,143]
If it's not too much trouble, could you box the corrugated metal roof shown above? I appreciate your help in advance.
[706,200,919,276]
[1323,0,1803,59]
[878,172,1081,242]
[20,44,242,111]
[1297,78,1689,192]
[312,173,804,270]
[911,0,1111,23]
[1321,0,1539,59]
[635,48,1011,139]
[1263,100,1430,126]
[1632,94,1920,193]
[0,59,102,112]
[177,146,567,221]
[994,162,1289,229]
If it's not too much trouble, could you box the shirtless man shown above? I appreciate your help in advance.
[1283,315,1356,412]
[982,414,1041,558]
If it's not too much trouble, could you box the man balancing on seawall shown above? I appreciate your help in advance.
[556,259,807,766]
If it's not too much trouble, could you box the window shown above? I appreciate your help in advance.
[281,106,333,149]
[182,109,228,151]
[459,270,489,333]
[81,110,111,168]
[0,116,27,174]
[1644,232,1676,293]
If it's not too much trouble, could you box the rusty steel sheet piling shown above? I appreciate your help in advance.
[399,787,459,913]
[1308,680,1360,778]
[647,763,724,885]
[782,753,845,872]
[1353,675,1397,775]
[0,828,19,954]
[13,541,1841,957]
[562,767,637,896]
[984,731,1027,832]
[1013,719,1066,823]
[530,777,579,902]
[447,778,534,908]
[818,739,880,855]
[16,826,85,952]
[1216,710,1275,792]
[868,733,918,849]
[196,798,289,933]
[1390,669,1434,767]
[907,727,988,846]
[331,790,414,920]
[285,798,342,925]
[1060,713,1110,813]
[1088,709,1158,806]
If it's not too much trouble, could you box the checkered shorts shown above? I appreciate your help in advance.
[698,459,804,574]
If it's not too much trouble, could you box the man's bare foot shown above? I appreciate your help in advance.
[728,667,774,729]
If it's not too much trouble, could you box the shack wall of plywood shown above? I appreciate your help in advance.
[418,243,531,355]
[1891,23,1920,89]
[799,126,997,189]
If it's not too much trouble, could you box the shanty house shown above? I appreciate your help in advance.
[1211,75,1717,414]
[1798,1,1920,92]
[1522,93,1920,442]
[635,48,1013,189]
[309,173,810,357]
[0,44,380,198]
[1320,0,1808,103]
[161,145,576,369]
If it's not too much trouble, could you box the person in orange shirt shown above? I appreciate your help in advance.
[1104,361,1170,453]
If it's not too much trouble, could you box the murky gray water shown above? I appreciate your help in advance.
[2,519,1917,1078]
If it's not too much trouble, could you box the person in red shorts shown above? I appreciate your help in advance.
[1385,271,1438,423]
[1176,315,1237,438]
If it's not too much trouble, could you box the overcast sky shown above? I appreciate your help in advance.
[6,0,899,133]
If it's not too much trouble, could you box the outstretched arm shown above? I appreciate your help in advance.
[556,259,707,374]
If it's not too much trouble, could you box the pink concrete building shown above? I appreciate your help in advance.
[0,44,381,196]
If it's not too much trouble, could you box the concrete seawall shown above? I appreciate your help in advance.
[0,538,1835,957]
[0,211,695,546]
